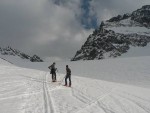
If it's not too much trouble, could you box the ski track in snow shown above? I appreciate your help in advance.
[0,58,150,113]
[43,72,55,113]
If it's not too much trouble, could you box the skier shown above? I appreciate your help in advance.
[64,65,71,87]
[48,62,57,82]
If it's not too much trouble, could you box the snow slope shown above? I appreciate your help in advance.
[0,57,150,113]
[120,43,150,58]
[13,55,150,88]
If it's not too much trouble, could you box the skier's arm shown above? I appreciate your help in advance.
[48,65,52,69]
[55,68,58,72]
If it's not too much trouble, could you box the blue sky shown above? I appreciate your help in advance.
[53,0,98,29]
[80,0,98,29]
[0,0,150,60]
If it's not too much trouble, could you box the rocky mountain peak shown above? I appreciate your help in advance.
[107,14,131,23]
[72,5,150,61]
[0,46,43,62]
[131,5,150,27]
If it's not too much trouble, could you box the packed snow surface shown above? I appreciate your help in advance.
[0,56,150,113]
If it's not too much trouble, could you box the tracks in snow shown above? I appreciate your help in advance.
[72,87,117,113]
[71,87,93,104]
[7,70,148,113]
[43,72,56,113]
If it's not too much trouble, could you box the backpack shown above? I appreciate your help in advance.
[67,68,71,75]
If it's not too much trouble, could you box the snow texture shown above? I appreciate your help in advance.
[0,55,150,113]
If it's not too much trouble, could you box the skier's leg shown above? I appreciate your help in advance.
[69,75,71,87]
[54,72,56,81]
[52,73,54,82]
[65,75,68,86]
[52,73,53,81]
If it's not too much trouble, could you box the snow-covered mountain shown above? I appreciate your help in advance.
[0,46,43,62]
[72,5,150,61]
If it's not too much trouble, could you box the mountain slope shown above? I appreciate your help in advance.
[0,46,43,62]
[72,5,150,61]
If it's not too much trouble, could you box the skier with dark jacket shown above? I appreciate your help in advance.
[48,62,57,82]
[64,65,71,87]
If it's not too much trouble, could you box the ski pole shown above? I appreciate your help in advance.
[59,75,66,85]
[57,69,60,76]
[57,70,63,83]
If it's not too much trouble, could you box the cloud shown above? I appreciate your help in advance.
[0,0,93,59]
[0,0,149,60]
[89,0,150,25]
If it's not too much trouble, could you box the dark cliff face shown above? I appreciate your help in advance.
[107,5,150,27]
[107,14,131,23]
[30,55,43,62]
[131,5,150,27]
[72,5,150,61]
[72,27,150,61]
